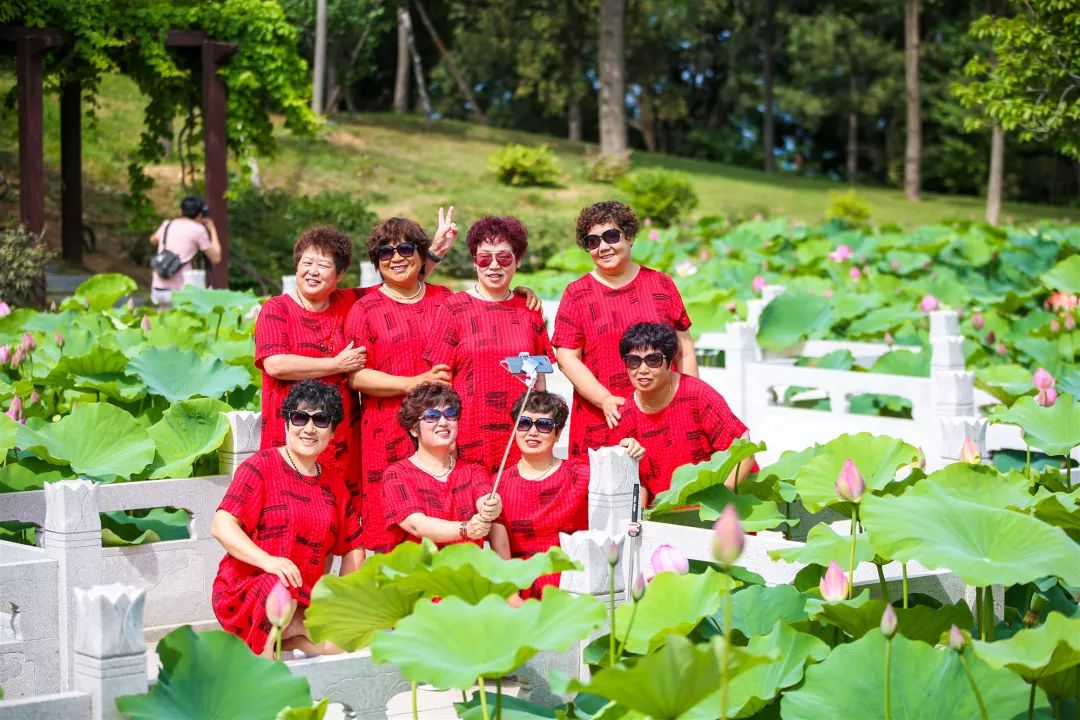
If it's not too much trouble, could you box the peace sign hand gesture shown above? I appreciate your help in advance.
[431,206,459,258]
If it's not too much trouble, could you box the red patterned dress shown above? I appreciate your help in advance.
[343,285,453,552]
[551,266,692,459]
[501,459,590,598]
[609,374,749,500]
[381,459,494,549]
[424,293,555,475]
[254,289,364,507]
[212,449,363,653]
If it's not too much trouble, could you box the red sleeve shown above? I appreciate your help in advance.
[660,272,692,332]
[217,457,266,534]
[332,481,364,555]
[568,459,591,495]
[254,297,291,368]
[700,385,748,452]
[423,303,458,369]
[344,302,376,367]
[471,465,499,521]
[381,462,427,528]
[551,293,585,350]
[530,309,556,363]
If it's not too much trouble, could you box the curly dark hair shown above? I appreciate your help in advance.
[365,217,432,272]
[575,200,640,248]
[509,390,569,432]
[397,382,463,434]
[619,322,677,363]
[466,215,529,258]
[281,379,345,429]
[293,226,353,275]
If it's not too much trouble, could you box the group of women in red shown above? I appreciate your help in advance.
[211,200,753,656]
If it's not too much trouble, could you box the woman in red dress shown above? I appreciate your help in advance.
[553,201,699,460]
[211,380,364,656]
[425,216,555,475]
[500,390,644,598]
[381,383,508,553]
[608,323,755,506]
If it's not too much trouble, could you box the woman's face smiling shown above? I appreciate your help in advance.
[380,239,422,287]
[474,238,520,296]
[515,411,559,458]
[586,222,632,274]
[295,248,341,302]
[286,404,333,459]
[415,405,459,450]
[625,346,673,394]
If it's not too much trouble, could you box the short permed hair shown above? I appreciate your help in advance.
[397,382,463,433]
[466,216,529,258]
[510,390,569,432]
[366,217,432,271]
[575,200,640,248]
[282,379,345,430]
[293,226,353,275]
[619,322,677,363]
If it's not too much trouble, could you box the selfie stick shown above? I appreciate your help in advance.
[488,353,542,500]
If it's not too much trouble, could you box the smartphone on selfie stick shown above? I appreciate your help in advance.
[489,353,555,499]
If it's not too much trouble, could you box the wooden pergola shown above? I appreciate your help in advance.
[1,26,238,288]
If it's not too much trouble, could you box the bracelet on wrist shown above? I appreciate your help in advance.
[427,248,445,263]
[459,520,468,540]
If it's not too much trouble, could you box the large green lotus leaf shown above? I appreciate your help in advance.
[768,523,874,567]
[275,699,329,720]
[973,612,1080,695]
[64,273,137,312]
[708,584,809,638]
[647,440,764,518]
[818,597,973,644]
[101,508,191,547]
[49,346,147,402]
[975,364,1037,404]
[370,590,604,690]
[782,630,1042,719]
[613,569,733,655]
[127,347,251,403]
[830,293,882,323]
[684,623,829,720]
[147,399,231,479]
[845,305,921,337]
[18,403,154,480]
[755,446,821,502]
[990,393,1080,458]
[870,349,929,377]
[1032,489,1080,537]
[0,413,17,454]
[794,433,921,512]
[172,285,260,315]
[455,693,558,720]
[924,463,1038,511]
[0,462,68,493]
[861,480,1080,586]
[691,483,794,531]
[1042,255,1080,293]
[115,626,311,719]
[306,541,432,651]
[756,293,833,351]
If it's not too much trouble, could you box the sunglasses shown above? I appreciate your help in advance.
[420,407,460,423]
[516,416,557,434]
[375,242,417,262]
[475,251,515,268]
[582,228,623,251]
[288,410,332,428]
[623,352,666,370]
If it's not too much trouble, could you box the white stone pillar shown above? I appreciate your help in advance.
[719,320,758,419]
[928,310,984,470]
[360,261,381,288]
[281,275,297,295]
[219,411,264,476]
[41,480,103,692]
[72,585,148,720]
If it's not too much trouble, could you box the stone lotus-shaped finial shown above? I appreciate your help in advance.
[73,584,146,659]
[44,479,101,535]
[223,411,263,456]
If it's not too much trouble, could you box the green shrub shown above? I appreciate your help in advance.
[488,144,561,187]
[0,224,57,308]
[584,153,630,184]
[825,189,871,226]
[615,168,699,227]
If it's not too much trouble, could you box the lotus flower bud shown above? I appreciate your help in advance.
[849,266,862,281]
[644,217,653,227]
[828,245,853,263]
[835,459,865,503]
[880,604,898,638]
[126,297,136,312]
[631,572,646,601]
[711,504,744,567]
[140,315,152,332]
[726,302,737,313]
[972,313,984,330]
[0,301,9,317]
[11,347,25,367]
[0,346,9,365]
[20,332,35,353]
[8,395,23,421]
[820,561,847,602]
[29,390,41,405]
[1065,314,1076,331]
[823,289,833,298]
[752,275,767,293]
[4,408,18,422]
[651,544,690,576]
[959,437,981,464]
[265,580,296,629]
[884,332,894,346]
[985,331,995,345]
[54,332,64,349]
[1032,368,1055,391]
[1050,319,1061,333]
[890,259,900,271]
[995,343,1007,357]
[1035,387,1058,407]
[919,294,939,312]
[949,624,965,652]
[604,537,621,566]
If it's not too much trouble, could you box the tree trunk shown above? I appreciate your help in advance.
[401,8,433,122]
[329,24,372,116]
[568,100,583,142]
[393,7,411,113]
[412,0,485,123]
[762,0,776,172]
[640,89,658,152]
[312,0,327,115]
[847,61,858,183]
[326,61,338,113]
[904,0,921,200]
[986,122,1005,225]
[598,0,628,157]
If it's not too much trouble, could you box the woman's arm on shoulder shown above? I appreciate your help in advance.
[674,329,699,377]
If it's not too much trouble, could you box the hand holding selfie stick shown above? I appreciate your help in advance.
[488,353,553,501]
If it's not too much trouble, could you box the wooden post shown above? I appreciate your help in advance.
[60,78,83,264]
[15,35,46,235]
[201,41,236,289]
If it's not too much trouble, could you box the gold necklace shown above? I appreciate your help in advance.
[636,380,676,414]
[473,284,512,302]
[518,457,558,480]
[382,281,424,301]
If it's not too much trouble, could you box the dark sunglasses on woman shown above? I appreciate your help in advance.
[623,352,666,370]
[516,416,557,433]
[582,228,623,251]
[376,242,417,262]
[420,407,461,423]
[475,251,515,268]
[288,410,333,428]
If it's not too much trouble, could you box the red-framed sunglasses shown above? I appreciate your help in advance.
[474,251,515,268]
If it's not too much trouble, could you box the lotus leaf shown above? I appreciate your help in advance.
[794,433,920,512]
[692,483,794,531]
[612,569,732,655]
[924,463,1038,511]
[793,349,855,370]
[990,393,1080,458]
[101,508,190,546]
[647,439,764,517]
[146,399,231,479]
[819,596,973,644]
[49,346,147,402]
[846,305,921,337]
[1032,489,1080,537]
[768,523,874,567]
[171,285,259,315]
[973,611,1080,697]
[830,293,882,323]
[870,349,929,377]
[370,590,604,690]
[0,413,16,454]
[782,630,1043,719]
[861,480,1080,586]
[455,694,558,720]
[0,462,68,492]
[115,626,312,720]
[17,403,155,480]
[1042,255,1080,293]
[707,584,809,638]
[275,699,329,720]
[127,347,251,403]
[756,292,833,351]
[67,273,137,312]
[976,364,1039,404]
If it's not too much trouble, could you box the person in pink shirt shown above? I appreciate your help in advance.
[149,195,223,305]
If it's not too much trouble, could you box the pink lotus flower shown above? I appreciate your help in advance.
[752,275,767,293]
[631,572,646,601]
[959,437,981,464]
[849,266,862,281]
[995,343,1007,357]
[835,459,865,503]
[20,333,35,353]
[0,346,9,365]
[140,315,152,332]
[1036,387,1058,407]
[880,604,898,638]
[949,624,966,652]
[54,332,64,349]
[726,302,737,313]
[648,229,660,241]
[265,580,296,629]
[1050,319,1061,333]
[711,504,744,567]
[1046,292,1078,313]
[1066,315,1076,331]
[820,561,847,602]
[7,395,23,422]
[972,313,984,330]
[919,294,939,312]
[884,332,894,345]
[29,390,41,405]
[1033,368,1055,391]
[651,544,690,576]
[4,408,18,422]
[10,347,24,367]
[0,301,10,317]
[643,217,653,227]
[890,259,900,271]
[828,245,853,263]
[822,289,834,298]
